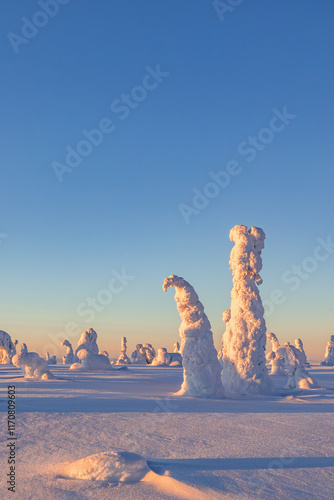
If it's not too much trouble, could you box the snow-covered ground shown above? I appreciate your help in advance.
[0,364,333,499]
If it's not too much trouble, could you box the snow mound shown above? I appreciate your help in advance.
[163,274,223,398]
[71,349,113,371]
[62,450,150,483]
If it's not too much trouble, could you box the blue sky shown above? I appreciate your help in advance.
[1,0,333,360]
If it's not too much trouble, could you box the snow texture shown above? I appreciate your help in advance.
[321,335,334,366]
[295,338,309,367]
[61,340,74,364]
[163,274,223,398]
[222,225,275,395]
[0,330,17,364]
[62,450,150,483]
[116,337,131,365]
[12,345,55,380]
[266,332,285,376]
[46,352,57,365]
[71,349,113,371]
[74,328,99,361]
[276,343,319,389]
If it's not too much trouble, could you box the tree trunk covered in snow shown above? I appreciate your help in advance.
[163,274,223,398]
[222,225,274,395]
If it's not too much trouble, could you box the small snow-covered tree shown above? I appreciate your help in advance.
[173,342,180,353]
[276,343,319,389]
[294,338,309,367]
[71,349,113,371]
[221,225,274,395]
[74,328,99,360]
[163,274,223,398]
[61,339,74,364]
[116,337,131,365]
[266,332,285,376]
[12,345,55,380]
[321,335,334,366]
[46,352,57,365]
[0,331,17,364]
[131,343,155,364]
[151,348,171,366]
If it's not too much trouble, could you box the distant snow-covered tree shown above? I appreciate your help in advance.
[61,339,74,364]
[321,335,334,366]
[294,338,309,367]
[0,330,17,364]
[116,337,131,365]
[266,332,285,376]
[276,343,319,389]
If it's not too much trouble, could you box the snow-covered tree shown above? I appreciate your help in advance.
[116,337,131,365]
[74,328,99,360]
[266,332,285,376]
[221,225,274,395]
[12,345,55,380]
[0,331,17,364]
[163,274,223,398]
[151,347,171,366]
[276,343,319,389]
[61,339,74,364]
[131,343,156,364]
[46,352,57,365]
[321,335,334,366]
[294,338,309,367]
[71,349,113,371]
[173,342,180,353]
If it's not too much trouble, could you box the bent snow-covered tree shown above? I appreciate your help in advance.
[222,225,274,395]
[163,274,223,398]
[0,331,17,364]
[266,332,285,376]
[321,335,334,366]
[61,340,74,364]
[116,337,131,365]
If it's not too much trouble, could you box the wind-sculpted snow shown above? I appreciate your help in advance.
[116,337,131,365]
[163,274,223,398]
[0,330,17,364]
[74,328,99,360]
[61,340,74,364]
[12,346,55,380]
[222,225,274,395]
[266,332,285,376]
[321,335,334,366]
[62,451,150,483]
[276,343,319,389]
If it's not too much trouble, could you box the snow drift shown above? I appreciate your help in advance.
[221,225,274,395]
[163,274,223,398]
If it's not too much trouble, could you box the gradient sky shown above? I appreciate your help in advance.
[1,0,333,360]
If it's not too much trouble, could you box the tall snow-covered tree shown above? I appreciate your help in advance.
[221,225,274,395]
[163,274,223,398]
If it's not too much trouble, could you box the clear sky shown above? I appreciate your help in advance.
[1,0,333,360]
